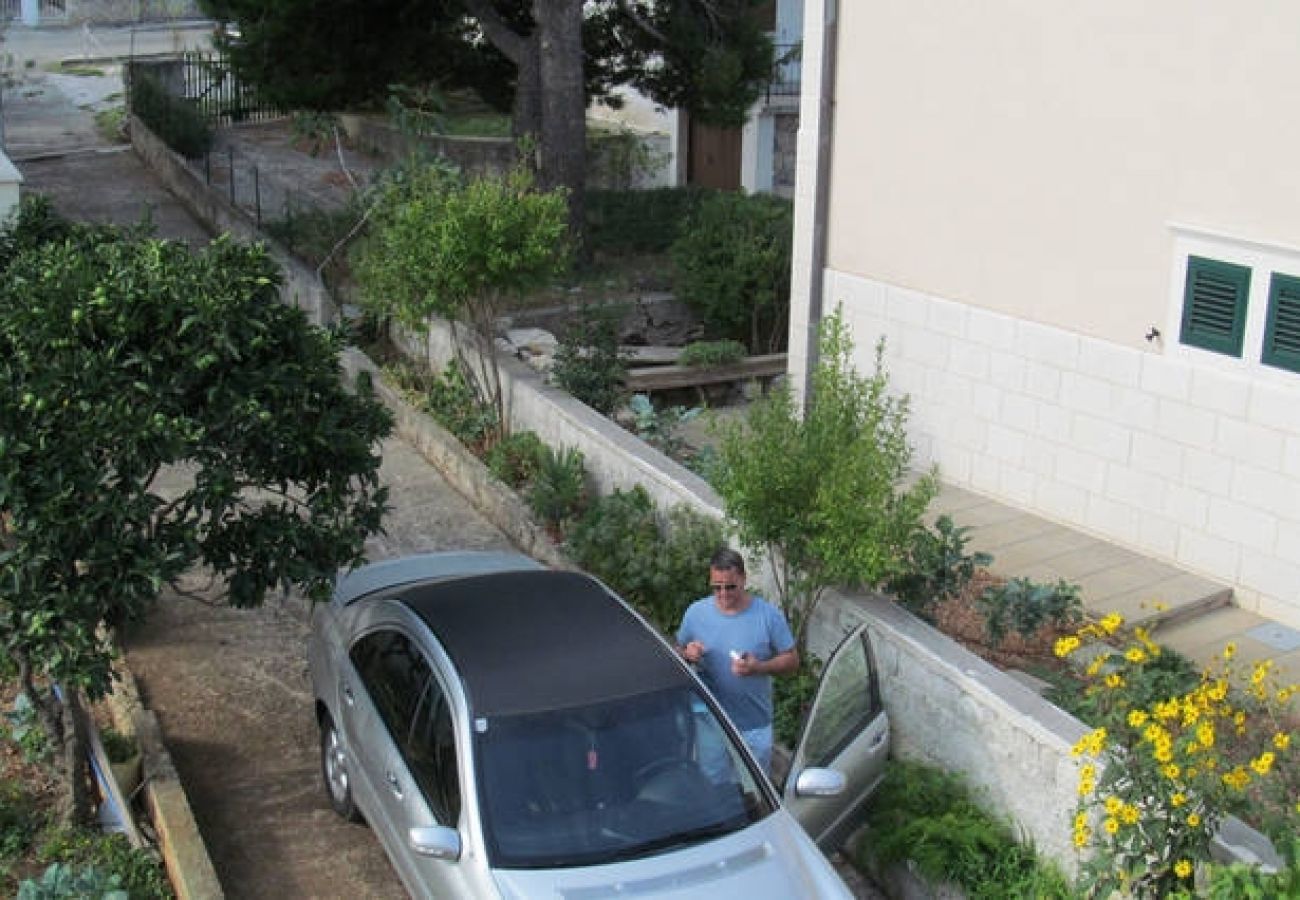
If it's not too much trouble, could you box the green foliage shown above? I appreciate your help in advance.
[354,162,570,439]
[678,339,746,368]
[857,761,1075,900]
[588,126,669,190]
[773,654,822,750]
[3,694,50,765]
[386,360,499,452]
[198,0,515,113]
[566,487,723,636]
[18,863,127,900]
[0,777,39,866]
[127,72,211,158]
[713,311,938,651]
[626,394,701,462]
[671,191,792,353]
[483,430,545,489]
[0,208,391,815]
[527,445,587,529]
[977,578,1083,646]
[386,83,447,138]
[1199,833,1300,899]
[886,515,992,622]
[93,107,127,145]
[550,304,630,414]
[31,829,169,900]
[585,187,710,254]
[97,729,137,766]
[288,111,340,156]
[1046,645,1200,727]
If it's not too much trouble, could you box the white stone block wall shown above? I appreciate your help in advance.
[0,150,21,225]
[830,270,1300,628]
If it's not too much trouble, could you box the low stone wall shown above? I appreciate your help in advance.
[128,114,336,327]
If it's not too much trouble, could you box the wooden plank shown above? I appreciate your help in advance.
[619,345,683,365]
[624,353,787,392]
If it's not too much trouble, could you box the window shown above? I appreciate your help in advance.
[1180,255,1250,357]
[350,630,461,824]
[1263,272,1300,374]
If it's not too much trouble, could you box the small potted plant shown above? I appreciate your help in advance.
[100,726,142,799]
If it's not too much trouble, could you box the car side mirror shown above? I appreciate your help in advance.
[409,825,462,860]
[792,767,846,798]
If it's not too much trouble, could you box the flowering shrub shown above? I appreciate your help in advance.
[1057,614,1299,897]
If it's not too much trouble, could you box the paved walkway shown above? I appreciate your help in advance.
[930,484,1300,695]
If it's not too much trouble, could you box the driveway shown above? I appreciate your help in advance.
[122,436,518,898]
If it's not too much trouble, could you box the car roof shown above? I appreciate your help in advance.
[334,551,543,606]
[399,569,693,718]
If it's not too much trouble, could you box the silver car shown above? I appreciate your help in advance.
[308,552,890,898]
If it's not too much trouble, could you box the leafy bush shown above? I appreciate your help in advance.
[128,72,212,158]
[1046,643,1200,727]
[3,694,50,765]
[886,515,991,621]
[98,728,137,766]
[671,191,792,353]
[1058,617,1300,897]
[713,313,937,652]
[30,829,169,900]
[773,655,822,750]
[550,304,630,414]
[565,486,723,636]
[527,445,587,529]
[627,394,701,462]
[856,761,1074,900]
[0,777,39,866]
[387,360,499,452]
[978,577,1083,645]
[586,187,712,254]
[18,863,126,900]
[483,430,545,489]
[678,339,746,368]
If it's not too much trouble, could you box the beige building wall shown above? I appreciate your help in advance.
[827,1,1300,347]
[792,1,1300,627]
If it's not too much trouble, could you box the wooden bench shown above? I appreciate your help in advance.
[623,353,787,393]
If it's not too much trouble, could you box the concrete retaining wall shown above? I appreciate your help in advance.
[128,114,336,327]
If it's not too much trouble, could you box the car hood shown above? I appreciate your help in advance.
[489,811,851,899]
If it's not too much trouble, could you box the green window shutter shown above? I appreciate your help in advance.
[1263,272,1300,373]
[1179,256,1250,357]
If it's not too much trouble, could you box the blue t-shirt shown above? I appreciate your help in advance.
[676,596,795,731]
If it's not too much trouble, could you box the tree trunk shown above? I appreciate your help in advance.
[534,0,587,253]
[58,690,94,825]
[512,38,542,147]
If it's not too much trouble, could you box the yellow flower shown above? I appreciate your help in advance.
[1221,768,1250,791]
[1127,709,1149,728]
[1187,812,1202,827]
[1099,612,1123,634]
[1274,733,1291,751]
[1073,827,1090,848]
[1223,642,1237,661]
[1125,646,1148,664]
[1197,722,1215,748]
[1054,635,1081,657]
[1155,699,1181,721]
[1163,763,1181,780]
[1174,859,1192,879]
[1171,792,1187,808]
[1105,673,1125,689]
[1120,804,1140,826]
[1086,656,1107,677]
[1250,752,1275,776]
[1104,817,1119,834]
[1075,811,1090,830]
[1104,796,1121,815]
[1251,661,1274,685]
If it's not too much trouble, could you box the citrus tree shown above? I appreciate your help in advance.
[355,163,569,443]
[0,199,392,823]
[713,309,937,652]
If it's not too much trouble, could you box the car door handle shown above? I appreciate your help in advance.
[341,682,354,706]
[385,770,403,799]
[869,732,886,750]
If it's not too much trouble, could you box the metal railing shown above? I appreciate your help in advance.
[179,50,282,127]
[766,42,802,101]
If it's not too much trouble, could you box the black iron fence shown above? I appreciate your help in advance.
[179,50,282,127]
[767,42,802,100]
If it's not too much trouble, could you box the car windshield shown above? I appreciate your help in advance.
[476,685,772,869]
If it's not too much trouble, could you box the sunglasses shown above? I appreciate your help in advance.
[710,583,739,593]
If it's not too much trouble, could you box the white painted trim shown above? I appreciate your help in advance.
[1163,223,1300,388]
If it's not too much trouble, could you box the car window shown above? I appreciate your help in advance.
[801,631,881,767]
[475,685,772,869]
[350,630,461,824]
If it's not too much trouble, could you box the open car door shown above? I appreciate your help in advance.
[783,624,890,851]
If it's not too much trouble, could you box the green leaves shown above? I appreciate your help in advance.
[0,202,390,716]
[713,310,936,651]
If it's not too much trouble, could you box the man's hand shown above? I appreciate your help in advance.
[681,640,706,664]
[731,648,800,677]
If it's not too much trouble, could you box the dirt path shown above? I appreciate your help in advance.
[122,436,518,898]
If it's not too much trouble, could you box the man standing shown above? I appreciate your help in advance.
[678,548,799,774]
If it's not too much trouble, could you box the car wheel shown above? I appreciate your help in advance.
[321,714,362,822]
